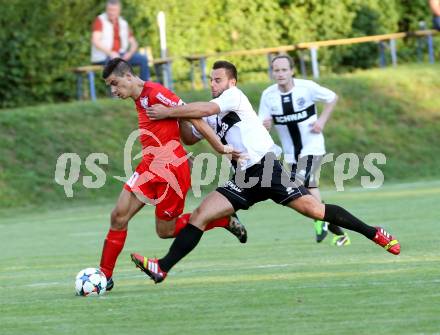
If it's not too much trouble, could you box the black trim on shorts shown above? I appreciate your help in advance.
[289,155,322,188]
[216,153,309,211]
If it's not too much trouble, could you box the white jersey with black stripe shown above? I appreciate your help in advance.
[259,79,336,164]
[192,86,281,169]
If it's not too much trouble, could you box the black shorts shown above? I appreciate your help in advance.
[288,155,323,188]
[216,153,309,211]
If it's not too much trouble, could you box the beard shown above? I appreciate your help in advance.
[211,87,227,98]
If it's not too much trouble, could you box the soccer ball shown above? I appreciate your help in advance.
[75,268,107,297]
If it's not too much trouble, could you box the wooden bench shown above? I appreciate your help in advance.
[73,46,174,101]
[74,29,438,98]
[184,45,296,89]
[73,65,103,101]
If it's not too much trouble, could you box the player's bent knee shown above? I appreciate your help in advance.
[155,217,177,239]
[291,195,325,220]
[110,208,129,231]
[189,207,209,229]
[156,225,174,239]
[305,205,325,220]
[303,200,325,220]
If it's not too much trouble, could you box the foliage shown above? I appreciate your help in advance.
[0,0,104,108]
[335,0,400,71]
[0,0,435,108]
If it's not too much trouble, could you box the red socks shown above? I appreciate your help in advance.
[99,229,127,279]
[205,217,229,231]
[173,213,191,236]
[173,213,230,237]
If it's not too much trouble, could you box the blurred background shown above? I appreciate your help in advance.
[0,0,439,208]
[0,0,438,107]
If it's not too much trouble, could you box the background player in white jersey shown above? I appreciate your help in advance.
[259,54,350,246]
[130,60,399,284]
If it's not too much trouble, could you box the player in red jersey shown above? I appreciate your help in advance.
[99,58,247,291]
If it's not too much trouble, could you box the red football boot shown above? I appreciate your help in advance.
[130,253,167,284]
[373,227,400,255]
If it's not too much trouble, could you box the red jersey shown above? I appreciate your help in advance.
[134,82,187,162]
[124,82,191,220]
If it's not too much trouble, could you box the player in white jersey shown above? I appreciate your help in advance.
[129,60,400,284]
[259,54,350,246]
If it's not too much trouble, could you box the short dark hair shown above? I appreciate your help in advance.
[212,60,238,81]
[271,54,295,70]
[107,0,121,6]
[102,58,133,79]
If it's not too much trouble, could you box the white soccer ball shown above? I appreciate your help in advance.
[75,268,107,297]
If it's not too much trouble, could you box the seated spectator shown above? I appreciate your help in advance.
[91,0,150,80]
[430,0,440,31]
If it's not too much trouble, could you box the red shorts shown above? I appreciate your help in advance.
[124,159,191,221]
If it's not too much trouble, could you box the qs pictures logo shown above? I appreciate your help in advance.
[54,129,192,205]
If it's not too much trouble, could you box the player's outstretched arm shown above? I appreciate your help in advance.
[179,120,201,145]
[189,118,236,155]
[147,102,220,120]
[262,118,273,130]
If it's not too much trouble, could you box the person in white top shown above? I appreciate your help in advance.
[91,0,150,80]
[127,60,400,284]
[259,54,350,246]
[185,86,282,170]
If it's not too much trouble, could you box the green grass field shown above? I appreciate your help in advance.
[1,181,439,335]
